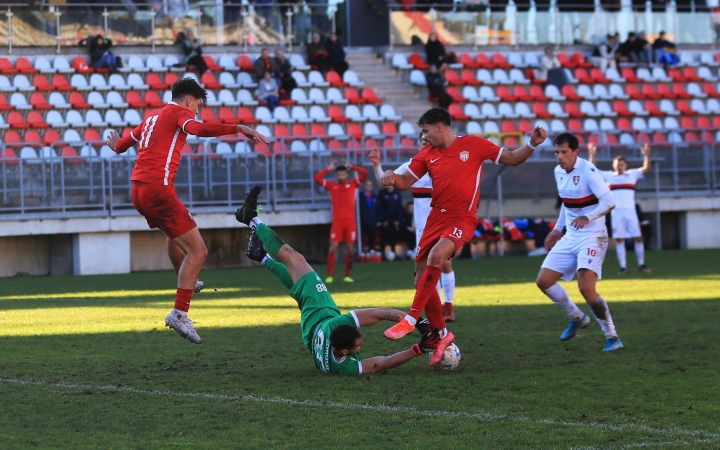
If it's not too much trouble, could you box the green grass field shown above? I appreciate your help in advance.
[1,248,719,449]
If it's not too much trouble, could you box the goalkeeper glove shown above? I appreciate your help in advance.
[415,317,431,335]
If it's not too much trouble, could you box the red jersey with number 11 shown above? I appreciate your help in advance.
[407,135,503,216]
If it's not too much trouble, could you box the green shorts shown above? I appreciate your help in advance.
[289,271,341,349]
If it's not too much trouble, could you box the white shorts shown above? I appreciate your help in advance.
[541,231,609,281]
[611,209,642,239]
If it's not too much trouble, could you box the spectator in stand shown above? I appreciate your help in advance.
[89,35,118,72]
[378,185,404,260]
[252,0,274,28]
[591,34,618,71]
[618,32,639,64]
[255,71,280,113]
[535,46,562,81]
[325,32,349,76]
[634,31,653,65]
[254,48,278,82]
[424,32,455,72]
[398,201,417,258]
[307,33,329,72]
[273,49,297,100]
[178,29,208,74]
[358,180,380,254]
[653,31,679,66]
[425,64,453,109]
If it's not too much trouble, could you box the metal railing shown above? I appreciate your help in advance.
[1,138,717,219]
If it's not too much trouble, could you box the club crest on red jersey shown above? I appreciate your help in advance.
[573,176,580,185]
[459,150,469,162]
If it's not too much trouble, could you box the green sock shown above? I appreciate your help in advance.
[256,223,285,259]
[264,258,294,290]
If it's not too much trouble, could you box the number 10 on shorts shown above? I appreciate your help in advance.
[587,248,597,257]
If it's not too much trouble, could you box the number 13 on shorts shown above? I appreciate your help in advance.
[450,227,463,239]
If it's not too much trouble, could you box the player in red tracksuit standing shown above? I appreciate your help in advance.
[106,78,269,344]
[370,108,547,366]
[314,160,368,284]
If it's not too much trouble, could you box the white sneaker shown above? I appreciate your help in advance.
[165,310,203,344]
[194,279,205,294]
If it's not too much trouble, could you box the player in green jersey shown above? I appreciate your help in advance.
[236,185,438,374]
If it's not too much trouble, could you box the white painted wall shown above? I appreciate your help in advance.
[682,211,720,249]
[73,232,131,275]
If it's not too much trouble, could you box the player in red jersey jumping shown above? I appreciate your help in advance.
[105,78,269,344]
[370,108,547,365]
[314,160,368,283]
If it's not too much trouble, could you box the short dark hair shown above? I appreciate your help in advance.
[335,165,348,172]
[613,155,627,164]
[330,325,361,351]
[417,107,452,127]
[553,132,579,150]
[171,77,208,104]
[628,32,636,38]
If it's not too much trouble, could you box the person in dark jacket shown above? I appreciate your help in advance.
[307,32,329,72]
[89,35,117,71]
[358,180,380,253]
[398,201,417,255]
[378,185,404,259]
[426,64,452,109]
[178,29,208,74]
[254,48,279,82]
[273,49,298,97]
[424,32,454,72]
[325,32,349,76]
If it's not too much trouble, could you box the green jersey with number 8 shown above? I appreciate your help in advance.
[288,272,363,374]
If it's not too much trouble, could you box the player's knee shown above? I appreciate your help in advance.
[578,284,596,301]
[536,276,550,291]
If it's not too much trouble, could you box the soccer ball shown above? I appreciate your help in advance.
[384,251,396,261]
[429,343,462,371]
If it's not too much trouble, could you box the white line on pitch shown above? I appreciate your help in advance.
[2,377,719,442]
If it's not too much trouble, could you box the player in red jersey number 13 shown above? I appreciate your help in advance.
[106,78,269,344]
[370,108,547,366]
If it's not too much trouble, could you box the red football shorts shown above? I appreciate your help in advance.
[415,210,477,262]
[131,181,197,240]
[330,218,357,243]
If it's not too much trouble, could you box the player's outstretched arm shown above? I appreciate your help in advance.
[499,126,548,166]
[369,147,417,191]
[360,332,434,373]
[352,308,406,327]
[106,129,137,154]
[587,141,598,165]
[640,144,652,174]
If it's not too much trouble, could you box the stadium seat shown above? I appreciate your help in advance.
[328,105,350,122]
[657,84,676,99]
[679,99,699,115]
[71,56,93,74]
[463,104,482,120]
[668,68,688,83]
[292,106,312,123]
[577,85,597,100]
[564,103,586,118]
[596,101,617,117]
[381,121,398,135]
[361,87,383,104]
[682,67,703,82]
[8,111,29,129]
[481,103,501,119]
[446,87,466,103]
[108,74,130,90]
[459,53,479,69]
[144,91,165,108]
[409,70,426,86]
[700,82,719,98]
[532,102,552,118]
[343,70,364,87]
[347,123,363,140]
[0,74,15,92]
[236,55,254,71]
[309,105,330,123]
[326,70,347,87]
[146,73,169,90]
[659,99,680,115]
[496,86,516,102]
[651,67,672,82]
[579,101,600,117]
[379,104,401,121]
[409,53,429,70]
[10,92,31,110]
[609,84,629,99]
[483,121,499,133]
[620,67,641,83]
[612,101,632,116]
[344,87,365,104]
[237,107,260,124]
[218,107,239,124]
[460,69,480,86]
[628,100,649,116]
[391,54,413,70]
[547,102,568,118]
[498,102,518,118]
[0,93,10,110]
[605,68,625,83]
[641,84,661,99]
[561,85,582,100]
[478,85,500,101]
[590,68,610,83]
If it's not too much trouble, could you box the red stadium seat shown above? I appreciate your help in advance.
[641,84,661,99]
[361,87,383,104]
[702,130,714,143]
[237,107,259,124]
[146,73,169,90]
[626,84,645,100]
[500,121,516,133]
[590,68,610,83]
[684,131,700,142]
[8,111,29,129]
[460,69,481,86]
[564,103,586,118]
[574,68,592,84]
[491,53,512,69]
[310,123,328,137]
[529,85,550,101]
[200,108,220,123]
[291,124,310,140]
[532,102,552,118]
[32,74,54,92]
[605,134,618,145]
[71,56,94,74]
[144,91,165,108]
[326,71,347,87]
[69,92,91,109]
[621,67,642,83]
[556,53,575,68]
[0,58,18,74]
[328,105,350,122]
[656,84,675,99]
[273,124,290,138]
[512,86,533,101]
[502,136,519,146]
[83,129,102,144]
[448,104,470,120]
[381,122,398,135]
[518,119,532,133]
[202,55,223,72]
[347,123,363,140]
[201,72,223,89]
[567,119,583,131]
[651,132,668,144]
[29,93,51,109]
[408,53,429,70]
[51,74,73,91]
[677,100,697,115]
[444,70,464,86]
[446,87,467,103]
[61,146,84,163]
[363,137,379,149]
[219,107,240,124]
[475,53,495,69]
[702,82,720,98]
[163,72,179,88]
[236,55,255,71]
[1,148,19,164]
[616,117,631,130]
[254,142,271,156]
[613,101,633,116]
[0,93,11,110]
[23,130,42,147]
[561,85,582,101]
[671,84,692,99]
[382,137,396,150]
[458,53,480,69]
[681,67,703,82]
[667,68,688,83]
[701,116,714,129]
[43,129,61,146]
[16,57,38,74]
[571,53,593,68]
[644,100,665,116]
[680,116,695,129]
[126,91,148,108]
[328,139,344,153]
[588,134,601,144]
[3,130,21,146]
[344,88,366,104]
[497,86,517,102]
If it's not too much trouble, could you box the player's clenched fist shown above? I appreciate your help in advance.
[380,170,396,187]
[530,126,548,147]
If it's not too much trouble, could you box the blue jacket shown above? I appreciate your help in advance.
[378,188,404,222]
[358,190,378,226]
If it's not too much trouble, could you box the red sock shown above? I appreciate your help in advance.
[174,288,193,312]
[344,254,353,277]
[424,288,446,330]
[327,251,336,277]
[408,266,442,323]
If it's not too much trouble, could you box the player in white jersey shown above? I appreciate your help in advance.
[394,137,457,321]
[535,133,623,352]
[588,142,652,275]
